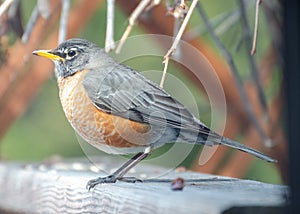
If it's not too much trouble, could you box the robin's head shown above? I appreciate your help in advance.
[33,38,109,78]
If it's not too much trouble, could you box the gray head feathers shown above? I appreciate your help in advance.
[52,38,114,78]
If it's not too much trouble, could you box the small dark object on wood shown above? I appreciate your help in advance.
[171,177,186,191]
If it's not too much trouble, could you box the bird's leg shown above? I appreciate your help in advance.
[86,146,153,190]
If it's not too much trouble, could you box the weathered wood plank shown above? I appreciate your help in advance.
[0,157,288,214]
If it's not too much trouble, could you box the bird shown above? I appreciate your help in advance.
[32,38,276,190]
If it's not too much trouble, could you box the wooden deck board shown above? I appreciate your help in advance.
[0,157,288,214]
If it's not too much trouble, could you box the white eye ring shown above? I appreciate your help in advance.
[67,50,76,57]
[65,48,78,59]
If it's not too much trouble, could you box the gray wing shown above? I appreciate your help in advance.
[82,62,277,162]
[82,63,218,138]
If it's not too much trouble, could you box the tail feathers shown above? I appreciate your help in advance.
[179,121,277,163]
[220,137,277,163]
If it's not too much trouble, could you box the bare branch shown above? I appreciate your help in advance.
[105,0,115,52]
[115,0,151,54]
[166,0,189,60]
[21,0,52,44]
[146,0,161,11]
[37,0,50,19]
[239,0,268,120]
[166,0,188,19]
[160,57,169,88]
[196,2,271,146]
[160,0,197,88]
[58,0,70,44]
[185,1,254,41]
[172,18,182,59]
[251,0,262,55]
[7,0,23,37]
[215,1,252,36]
[0,0,14,18]
[185,9,236,40]
[21,5,39,43]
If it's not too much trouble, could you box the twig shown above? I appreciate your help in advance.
[160,57,169,88]
[105,0,115,52]
[160,0,198,88]
[215,0,253,36]
[167,0,189,60]
[115,0,151,54]
[185,1,255,41]
[145,0,160,11]
[21,5,40,43]
[7,0,23,37]
[196,2,270,146]
[239,0,268,119]
[172,17,182,59]
[0,0,14,18]
[58,0,70,44]
[251,0,262,55]
[22,0,52,44]
[37,0,50,19]
[166,0,188,19]
[185,9,235,40]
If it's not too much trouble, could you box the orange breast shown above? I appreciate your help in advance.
[57,70,151,154]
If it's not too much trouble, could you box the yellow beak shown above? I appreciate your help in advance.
[32,50,64,61]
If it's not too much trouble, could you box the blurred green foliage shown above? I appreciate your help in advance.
[0,1,282,184]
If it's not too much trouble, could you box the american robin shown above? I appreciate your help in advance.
[32,38,276,190]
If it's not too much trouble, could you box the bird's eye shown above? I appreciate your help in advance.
[67,50,76,57]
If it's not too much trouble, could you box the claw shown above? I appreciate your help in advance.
[86,175,117,191]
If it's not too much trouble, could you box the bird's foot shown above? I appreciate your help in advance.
[86,175,142,191]
[86,175,116,190]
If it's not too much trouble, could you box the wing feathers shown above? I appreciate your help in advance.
[82,62,219,139]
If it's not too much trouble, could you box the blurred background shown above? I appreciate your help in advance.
[0,0,285,185]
